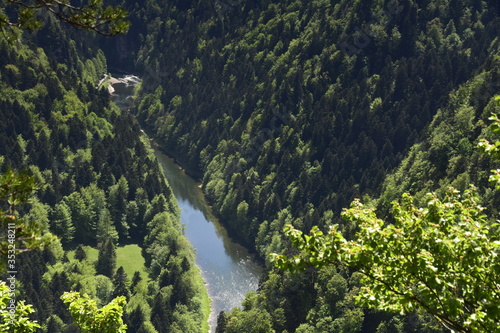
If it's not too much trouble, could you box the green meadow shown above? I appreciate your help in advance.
[70,244,149,281]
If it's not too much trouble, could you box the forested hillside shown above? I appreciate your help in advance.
[0,11,209,333]
[2,0,499,332]
[135,0,498,244]
[128,0,500,331]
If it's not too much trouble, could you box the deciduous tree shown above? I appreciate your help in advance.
[0,169,55,266]
[0,0,129,41]
[0,281,41,332]
[273,185,500,332]
[273,109,500,332]
[61,291,127,333]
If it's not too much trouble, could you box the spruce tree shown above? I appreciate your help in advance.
[130,271,142,292]
[74,245,86,261]
[45,315,66,333]
[96,237,116,278]
[51,202,74,244]
[124,305,146,333]
[112,266,131,300]
[216,311,227,333]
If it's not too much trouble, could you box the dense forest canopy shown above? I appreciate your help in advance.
[0,6,209,332]
[129,0,499,331]
[1,0,499,332]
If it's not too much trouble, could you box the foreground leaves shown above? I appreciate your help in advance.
[61,292,127,333]
[478,98,500,190]
[0,282,41,332]
[272,186,500,332]
[0,0,129,41]
[0,169,56,265]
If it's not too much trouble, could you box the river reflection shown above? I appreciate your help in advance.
[153,147,263,332]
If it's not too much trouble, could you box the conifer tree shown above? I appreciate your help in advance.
[45,315,66,333]
[50,202,74,244]
[216,311,227,333]
[124,305,147,333]
[151,287,174,332]
[130,271,142,292]
[75,244,87,261]
[96,237,116,278]
[112,266,130,301]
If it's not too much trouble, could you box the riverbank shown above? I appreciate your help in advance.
[110,74,262,332]
[152,136,265,262]
[142,124,204,182]
[152,141,264,332]
[139,123,266,260]
[109,75,212,332]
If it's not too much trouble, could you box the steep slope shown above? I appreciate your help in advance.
[127,0,499,331]
[0,17,209,333]
[378,43,500,217]
[136,0,498,247]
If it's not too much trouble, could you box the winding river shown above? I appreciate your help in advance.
[153,148,263,331]
[110,75,263,332]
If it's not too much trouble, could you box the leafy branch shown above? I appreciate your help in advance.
[61,292,127,333]
[0,0,129,41]
[0,169,56,260]
[273,100,500,332]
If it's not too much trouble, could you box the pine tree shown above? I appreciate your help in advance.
[45,315,66,333]
[124,305,147,333]
[74,245,87,261]
[112,266,131,300]
[151,286,174,332]
[96,238,116,278]
[216,311,227,333]
[130,271,142,292]
[108,176,130,241]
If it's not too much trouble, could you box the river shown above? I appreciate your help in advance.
[110,75,263,332]
[153,148,263,331]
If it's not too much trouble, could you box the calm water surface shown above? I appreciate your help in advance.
[153,143,263,332]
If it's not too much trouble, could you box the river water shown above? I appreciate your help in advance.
[153,149,263,331]
[110,75,263,332]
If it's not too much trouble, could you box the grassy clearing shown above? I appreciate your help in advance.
[68,244,210,331]
[69,244,149,280]
[193,265,211,333]
[115,244,148,279]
